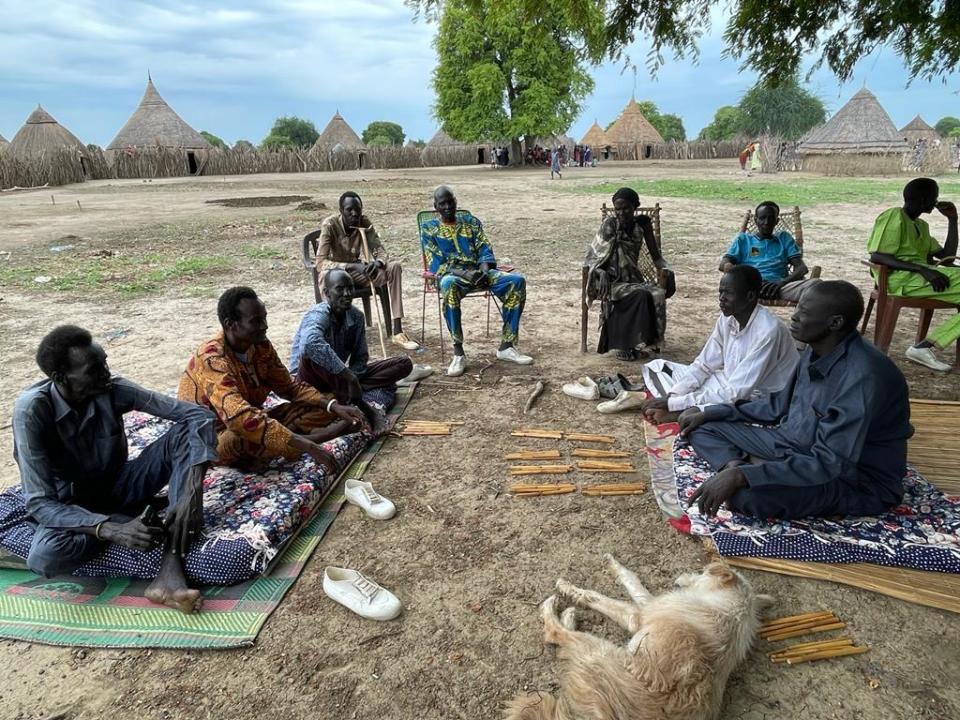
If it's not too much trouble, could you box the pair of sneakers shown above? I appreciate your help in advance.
[447,346,533,377]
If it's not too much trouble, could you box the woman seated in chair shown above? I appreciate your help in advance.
[584,187,675,360]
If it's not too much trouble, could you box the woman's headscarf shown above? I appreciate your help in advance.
[612,187,640,208]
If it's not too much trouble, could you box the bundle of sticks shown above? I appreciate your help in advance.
[759,611,845,642]
[508,464,574,476]
[504,449,562,461]
[581,482,646,496]
[510,429,616,444]
[576,460,638,473]
[511,428,563,440]
[565,432,616,444]
[571,449,630,459]
[399,420,463,436]
[768,636,869,665]
[511,483,576,497]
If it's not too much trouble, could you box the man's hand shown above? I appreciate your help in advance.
[689,467,747,517]
[921,267,951,292]
[337,370,364,403]
[100,519,164,552]
[331,401,368,430]
[363,260,380,278]
[936,201,957,220]
[641,396,669,421]
[595,270,610,297]
[760,280,784,299]
[166,463,207,556]
[677,408,707,437]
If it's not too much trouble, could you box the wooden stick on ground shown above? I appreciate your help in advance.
[571,449,631,458]
[504,450,562,461]
[763,622,846,642]
[524,380,545,414]
[761,611,836,629]
[508,464,574,475]
[511,483,576,497]
[511,428,564,439]
[576,460,637,471]
[784,646,869,665]
[759,612,839,635]
[565,432,616,444]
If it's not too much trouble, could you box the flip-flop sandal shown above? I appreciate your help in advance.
[595,374,626,399]
[616,372,643,391]
[615,349,638,362]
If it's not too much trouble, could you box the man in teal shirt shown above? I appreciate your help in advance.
[868,177,958,371]
[720,200,819,302]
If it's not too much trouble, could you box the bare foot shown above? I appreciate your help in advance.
[649,409,682,424]
[145,551,203,614]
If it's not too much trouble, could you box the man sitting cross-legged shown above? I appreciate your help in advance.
[316,191,419,350]
[421,185,532,376]
[680,281,912,521]
[639,265,798,424]
[290,269,418,431]
[13,325,217,613]
[178,287,366,472]
[868,177,959,371]
[720,200,819,302]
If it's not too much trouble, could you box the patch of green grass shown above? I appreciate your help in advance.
[242,246,285,259]
[143,256,228,283]
[574,178,960,207]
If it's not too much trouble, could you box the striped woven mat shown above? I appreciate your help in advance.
[0,386,414,649]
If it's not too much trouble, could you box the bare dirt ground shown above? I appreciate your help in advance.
[0,160,958,720]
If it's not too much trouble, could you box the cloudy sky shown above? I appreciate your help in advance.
[1,0,957,146]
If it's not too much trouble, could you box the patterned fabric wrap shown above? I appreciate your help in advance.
[0,389,395,585]
[672,435,960,573]
[438,270,526,344]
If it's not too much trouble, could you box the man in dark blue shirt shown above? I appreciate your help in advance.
[681,281,912,520]
[13,326,218,613]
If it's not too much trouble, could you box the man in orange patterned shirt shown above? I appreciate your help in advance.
[178,287,366,470]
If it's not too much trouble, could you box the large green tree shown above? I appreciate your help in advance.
[935,116,960,137]
[362,121,405,145]
[698,106,747,141]
[431,0,595,163]
[262,116,320,148]
[200,131,226,148]
[410,1,959,83]
[735,78,825,139]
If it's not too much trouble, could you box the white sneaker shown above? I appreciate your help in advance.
[397,364,434,387]
[391,332,420,351]
[323,567,401,621]
[447,355,467,376]
[562,376,600,400]
[597,390,647,414]
[344,478,396,520]
[905,345,952,372]
[496,346,533,365]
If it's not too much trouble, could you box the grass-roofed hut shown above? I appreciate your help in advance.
[0,133,8,150]
[798,88,908,175]
[604,100,664,160]
[3,105,92,185]
[312,112,368,170]
[107,75,211,177]
[421,128,489,166]
[579,121,610,158]
[900,116,941,145]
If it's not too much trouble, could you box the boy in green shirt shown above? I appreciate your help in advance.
[868,177,958,371]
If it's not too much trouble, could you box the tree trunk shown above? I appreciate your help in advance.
[510,137,523,166]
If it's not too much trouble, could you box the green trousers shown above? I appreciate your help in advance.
[890,265,960,347]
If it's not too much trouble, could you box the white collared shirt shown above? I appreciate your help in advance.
[667,305,799,412]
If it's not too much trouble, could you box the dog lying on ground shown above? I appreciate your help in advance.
[504,555,774,720]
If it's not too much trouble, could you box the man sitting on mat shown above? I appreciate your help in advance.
[719,200,819,302]
[291,269,428,431]
[421,185,533,377]
[680,281,912,521]
[178,286,366,471]
[867,177,959,371]
[316,191,419,351]
[13,325,216,613]
[640,265,798,424]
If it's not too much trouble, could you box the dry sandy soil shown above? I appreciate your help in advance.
[0,161,957,720]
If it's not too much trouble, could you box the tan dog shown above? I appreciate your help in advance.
[505,555,774,720]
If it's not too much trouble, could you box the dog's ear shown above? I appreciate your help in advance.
[704,561,737,587]
[754,593,776,610]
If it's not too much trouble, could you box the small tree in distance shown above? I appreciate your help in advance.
[362,121,405,145]
[261,116,320,148]
[200,131,226,148]
[935,117,960,138]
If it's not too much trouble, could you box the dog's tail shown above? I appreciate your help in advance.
[502,691,559,720]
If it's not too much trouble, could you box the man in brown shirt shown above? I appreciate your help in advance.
[316,191,418,350]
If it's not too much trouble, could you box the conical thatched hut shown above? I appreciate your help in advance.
[8,106,88,161]
[900,116,940,144]
[426,128,463,147]
[798,88,907,175]
[107,76,210,174]
[312,112,368,169]
[0,133,8,148]
[604,100,664,160]
[579,121,610,155]
[421,127,492,166]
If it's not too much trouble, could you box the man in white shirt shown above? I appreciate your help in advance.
[641,265,799,424]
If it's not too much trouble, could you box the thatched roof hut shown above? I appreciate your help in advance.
[8,106,89,161]
[605,100,664,146]
[580,121,609,149]
[900,115,940,144]
[107,76,210,152]
[0,133,8,148]
[427,128,465,147]
[798,88,908,174]
[314,112,365,151]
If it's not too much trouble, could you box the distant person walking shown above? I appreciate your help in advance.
[550,148,562,179]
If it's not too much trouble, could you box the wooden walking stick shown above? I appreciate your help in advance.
[356,226,389,359]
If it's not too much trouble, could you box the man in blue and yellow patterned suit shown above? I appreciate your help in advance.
[421,186,533,376]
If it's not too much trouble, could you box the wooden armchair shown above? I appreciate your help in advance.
[860,258,959,365]
[301,229,379,327]
[737,206,821,307]
[580,203,666,353]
